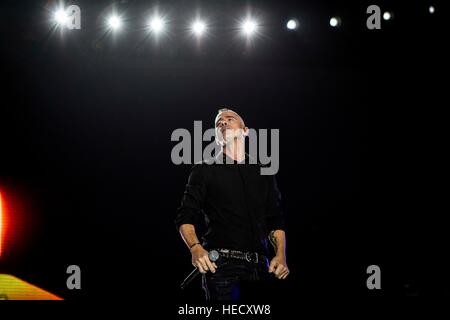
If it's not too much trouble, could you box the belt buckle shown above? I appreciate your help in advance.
[245,252,258,264]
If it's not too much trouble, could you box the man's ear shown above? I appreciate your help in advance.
[242,126,249,136]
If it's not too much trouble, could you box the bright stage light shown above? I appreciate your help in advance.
[241,19,257,36]
[286,19,298,30]
[149,17,165,33]
[383,11,393,21]
[108,15,122,30]
[329,16,341,28]
[191,20,206,36]
[429,6,435,14]
[54,9,68,25]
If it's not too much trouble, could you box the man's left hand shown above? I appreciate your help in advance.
[268,255,290,280]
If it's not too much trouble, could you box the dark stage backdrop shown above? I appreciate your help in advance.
[0,0,446,306]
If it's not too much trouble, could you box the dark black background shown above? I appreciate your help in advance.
[0,0,447,307]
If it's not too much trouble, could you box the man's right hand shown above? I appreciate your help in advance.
[191,245,217,274]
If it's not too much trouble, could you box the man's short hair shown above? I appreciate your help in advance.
[216,107,246,127]
[217,107,231,113]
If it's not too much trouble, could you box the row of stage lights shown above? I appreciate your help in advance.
[54,10,286,36]
[53,5,437,36]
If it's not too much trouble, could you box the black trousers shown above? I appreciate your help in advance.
[202,259,269,300]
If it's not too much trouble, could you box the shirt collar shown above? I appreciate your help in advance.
[214,151,255,164]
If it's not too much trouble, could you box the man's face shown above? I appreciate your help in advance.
[215,111,247,145]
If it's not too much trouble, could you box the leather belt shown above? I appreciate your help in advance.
[214,248,267,265]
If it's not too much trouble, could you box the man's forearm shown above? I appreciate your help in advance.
[180,224,216,273]
[179,224,202,250]
[269,229,286,257]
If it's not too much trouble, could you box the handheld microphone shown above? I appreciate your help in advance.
[180,250,220,290]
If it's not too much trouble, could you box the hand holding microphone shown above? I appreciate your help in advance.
[180,245,220,289]
[191,244,218,274]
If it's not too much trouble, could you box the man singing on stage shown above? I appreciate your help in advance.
[175,108,289,300]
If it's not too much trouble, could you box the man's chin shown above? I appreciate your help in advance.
[216,136,236,146]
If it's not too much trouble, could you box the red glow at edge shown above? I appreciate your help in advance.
[0,191,3,257]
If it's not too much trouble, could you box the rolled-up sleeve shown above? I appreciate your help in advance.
[175,164,207,231]
[265,174,286,232]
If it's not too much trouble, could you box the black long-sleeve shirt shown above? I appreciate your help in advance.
[175,152,285,255]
